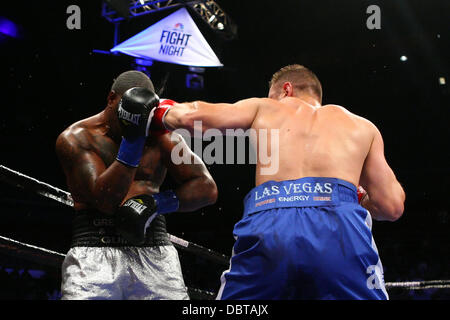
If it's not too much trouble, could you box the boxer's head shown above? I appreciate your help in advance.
[268,65,322,104]
[107,70,155,109]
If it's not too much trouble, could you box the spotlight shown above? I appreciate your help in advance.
[139,0,151,11]
[400,55,408,62]
[208,15,217,23]
[439,77,446,85]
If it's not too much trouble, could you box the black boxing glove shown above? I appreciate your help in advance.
[115,191,179,245]
[116,87,160,167]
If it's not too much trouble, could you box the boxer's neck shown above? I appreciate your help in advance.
[295,94,321,108]
[285,94,321,108]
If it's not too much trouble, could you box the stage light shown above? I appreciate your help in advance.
[138,0,151,11]
[135,58,153,67]
[0,17,20,39]
[133,58,153,78]
[188,66,205,74]
[400,55,408,62]
[208,15,217,23]
[186,73,204,90]
[439,77,446,85]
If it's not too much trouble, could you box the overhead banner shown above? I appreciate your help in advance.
[111,7,223,67]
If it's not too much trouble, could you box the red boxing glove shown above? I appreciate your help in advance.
[149,99,175,136]
[357,185,368,203]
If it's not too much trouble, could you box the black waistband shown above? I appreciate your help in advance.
[70,209,171,247]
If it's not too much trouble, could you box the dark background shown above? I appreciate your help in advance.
[0,0,449,299]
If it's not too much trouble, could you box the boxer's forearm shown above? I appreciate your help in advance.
[165,101,231,133]
[360,195,386,220]
[174,176,218,212]
[92,161,137,214]
[164,102,199,132]
[164,99,260,133]
[362,201,395,221]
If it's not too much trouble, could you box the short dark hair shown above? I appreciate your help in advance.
[269,65,322,102]
[111,70,155,96]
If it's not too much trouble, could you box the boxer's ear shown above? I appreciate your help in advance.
[282,82,294,97]
[107,90,120,107]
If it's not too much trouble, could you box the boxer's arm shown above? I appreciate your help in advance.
[56,132,137,214]
[158,132,218,212]
[359,126,405,221]
[163,98,263,134]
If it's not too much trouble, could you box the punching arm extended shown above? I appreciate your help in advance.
[157,98,264,134]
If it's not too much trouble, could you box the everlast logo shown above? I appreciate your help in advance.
[124,199,147,215]
[159,25,192,57]
[118,103,141,126]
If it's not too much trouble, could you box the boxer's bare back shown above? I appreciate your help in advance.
[165,96,404,221]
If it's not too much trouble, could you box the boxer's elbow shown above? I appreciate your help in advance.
[370,191,405,222]
[385,203,404,221]
[383,193,405,221]
[201,176,218,205]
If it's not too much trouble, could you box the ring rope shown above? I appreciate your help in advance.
[1,165,449,293]
[1,234,449,297]
[385,280,450,290]
[0,164,230,266]
[0,234,216,299]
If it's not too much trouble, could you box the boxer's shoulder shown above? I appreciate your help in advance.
[321,104,375,126]
[321,104,353,114]
[56,115,106,157]
[254,97,285,112]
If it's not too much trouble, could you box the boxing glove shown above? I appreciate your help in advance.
[115,191,179,245]
[116,87,160,167]
[149,99,174,136]
[357,185,368,203]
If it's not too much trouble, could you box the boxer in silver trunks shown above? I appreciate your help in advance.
[55,71,218,300]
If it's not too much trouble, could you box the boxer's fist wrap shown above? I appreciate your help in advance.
[115,191,179,245]
[149,99,175,136]
[116,87,160,167]
[357,186,368,204]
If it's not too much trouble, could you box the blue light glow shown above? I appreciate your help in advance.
[0,17,19,38]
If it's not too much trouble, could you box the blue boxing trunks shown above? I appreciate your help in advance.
[217,177,388,300]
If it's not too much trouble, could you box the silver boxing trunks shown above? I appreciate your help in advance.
[61,245,189,300]
[61,210,189,300]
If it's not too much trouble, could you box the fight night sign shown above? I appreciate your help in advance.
[111,7,223,67]
[159,24,192,57]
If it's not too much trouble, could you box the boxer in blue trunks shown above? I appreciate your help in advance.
[146,64,406,299]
